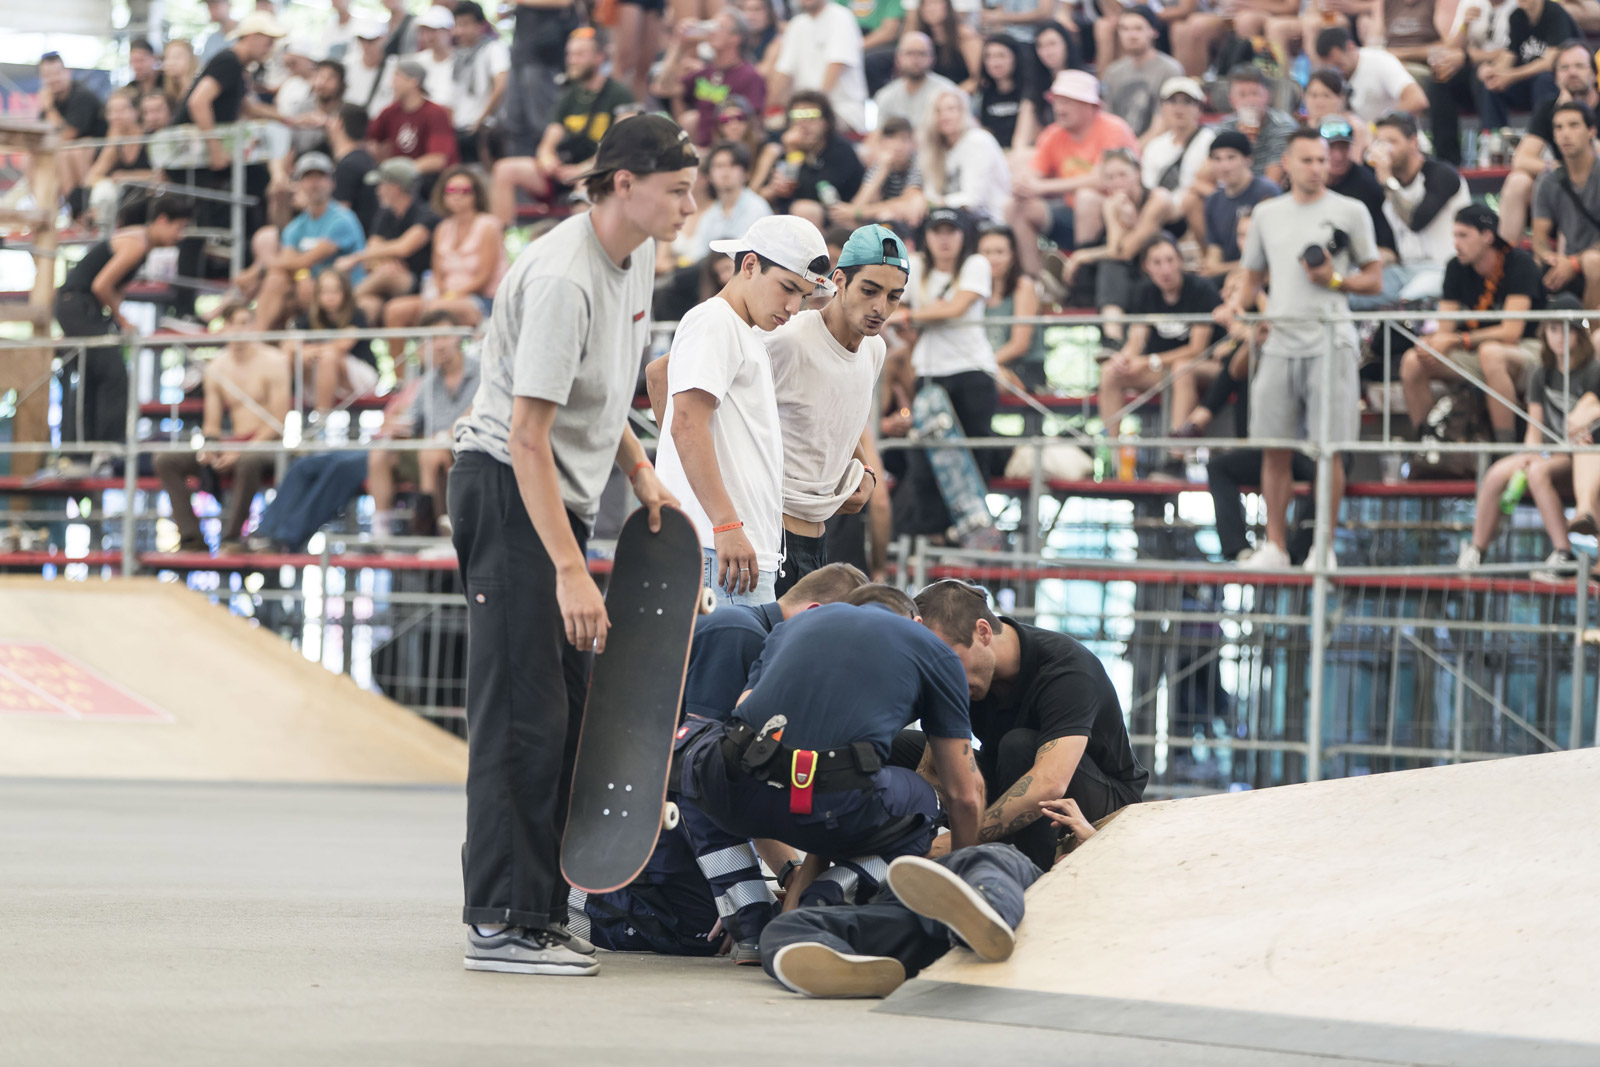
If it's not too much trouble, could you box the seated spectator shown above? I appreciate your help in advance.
[1426,0,1518,166]
[408,8,459,112]
[1385,0,1451,70]
[381,0,422,58]
[1311,27,1428,123]
[834,117,927,229]
[242,153,367,329]
[293,267,380,419]
[288,61,347,157]
[1401,204,1545,445]
[155,302,291,554]
[1458,294,1600,578]
[1356,110,1469,307]
[919,88,1010,223]
[328,103,381,234]
[129,37,161,96]
[368,310,481,537]
[751,92,865,228]
[163,39,197,102]
[853,0,908,94]
[369,59,460,191]
[489,28,632,223]
[272,37,323,125]
[386,165,506,328]
[1323,118,1397,260]
[872,32,958,129]
[1140,77,1214,197]
[1099,232,1219,440]
[977,0,1058,44]
[139,89,174,135]
[1048,147,1174,327]
[769,0,868,134]
[1532,101,1600,306]
[1499,41,1597,242]
[979,222,1048,392]
[1476,0,1574,129]
[670,142,773,267]
[709,93,764,161]
[907,0,983,92]
[345,20,394,114]
[36,51,107,207]
[1195,132,1279,279]
[1004,69,1137,277]
[198,0,237,63]
[741,0,785,80]
[1300,67,1371,159]
[1024,22,1080,140]
[449,1,511,167]
[336,158,440,324]
[974,35,1039,153]
[1100,11,1183,138]
[82,90,154,228]
[654,9,766,147]
[1213,64,1298,182]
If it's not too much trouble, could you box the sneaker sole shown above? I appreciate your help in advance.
[887,856,1016,963]
[771,943,905,998]
[464,956,600,976]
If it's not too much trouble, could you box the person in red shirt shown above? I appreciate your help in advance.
[651,9,768,147]
[368,58,459,195]
[1003,68,1136,276]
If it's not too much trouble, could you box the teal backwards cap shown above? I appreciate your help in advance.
[838,224,910,275]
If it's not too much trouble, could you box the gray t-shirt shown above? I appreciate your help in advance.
[403,354,481,439]
[1525,357,1600,441]
[1216,108,1300,176]
[453,214,655,528]
[1101,51,1184,136]
[1242,189,1380,358]
[1533,159,1600,255]
[872,72,959,127]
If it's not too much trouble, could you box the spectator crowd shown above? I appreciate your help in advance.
[26,0,1600,579]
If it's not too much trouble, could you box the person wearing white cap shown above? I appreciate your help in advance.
[1140,76,1215,197]
[1098,10,1182,137]
[407,6,460,113]
[653,215,834,605]
[1002,67,1136,279]
[344,19,395,113]
[176,9,289,171]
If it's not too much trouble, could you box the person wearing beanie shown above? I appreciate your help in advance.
[368,54,460,191]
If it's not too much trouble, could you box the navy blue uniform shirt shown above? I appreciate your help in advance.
[683,602,784,721]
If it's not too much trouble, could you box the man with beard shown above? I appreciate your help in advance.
[1322,117,1396,259]
[1532,101,1600,306]
[1499,41,1599,242]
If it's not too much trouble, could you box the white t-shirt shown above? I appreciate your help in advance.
[762,309,887,523]
[1142,125,1216,193]
[1385,165,1470,270]
[452,37,512,128]
[936,126,1012,222]
[907,254,997,377]
[656,296,786,573]
[345,55,394,114]
[775,4,868,133]
[407,51,458,116]
[1347,48,1419,123]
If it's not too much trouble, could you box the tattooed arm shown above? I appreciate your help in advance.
[977,736,1088,843]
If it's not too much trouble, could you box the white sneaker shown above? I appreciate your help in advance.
[770,942,906,999]
[1532,549,1581,584]
[1238,542,1291,570]
[1456,543,1483,570]
[886,855,1016,963]
[1234,547,1255,565]
[1303,550,1337,573]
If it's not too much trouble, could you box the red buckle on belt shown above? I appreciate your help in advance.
[789,749,818,815]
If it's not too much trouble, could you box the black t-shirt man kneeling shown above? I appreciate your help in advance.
[914,579,1148,869]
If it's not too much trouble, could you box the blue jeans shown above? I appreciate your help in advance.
[702,547,776,607]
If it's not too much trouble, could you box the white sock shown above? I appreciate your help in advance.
[473,923,509,937]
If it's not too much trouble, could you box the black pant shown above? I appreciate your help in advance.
[1206,448,1321,564]
[449,451,591,929]
[990,727,1131,870]
[893,371,999,537]
[774,527,828,597]
[1425,68,1476,167]
[172,164,269,317]
[54,291,129,448]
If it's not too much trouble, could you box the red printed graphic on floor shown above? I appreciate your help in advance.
[0,643,171,721]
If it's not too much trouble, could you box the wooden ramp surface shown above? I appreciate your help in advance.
[0,578,466,783]
[881,750,1600,1067]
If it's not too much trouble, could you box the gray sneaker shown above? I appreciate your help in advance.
[886,855,1016,963]
[464,926,600,976]
[729,939,762,965]
[546,921,597,957]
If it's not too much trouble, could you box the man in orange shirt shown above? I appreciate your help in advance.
[1003,69,1138,277]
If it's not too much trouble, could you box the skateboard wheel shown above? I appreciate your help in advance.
[699,588,717,615]
[663,801,680,830]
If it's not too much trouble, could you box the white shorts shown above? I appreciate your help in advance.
[343,356,379,399]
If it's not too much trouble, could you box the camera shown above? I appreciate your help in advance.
[1301,227,1351,268]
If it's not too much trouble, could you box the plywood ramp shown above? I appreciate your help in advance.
[0,578,466,783]
[881,750,1600,1067]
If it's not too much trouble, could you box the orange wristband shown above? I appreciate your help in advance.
[627,460,651,482]
[712,520,743,533]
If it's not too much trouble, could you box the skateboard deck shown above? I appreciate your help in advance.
[561,505,711,894]
[911,383,1004,550]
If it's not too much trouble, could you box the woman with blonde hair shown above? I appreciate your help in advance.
[162,40,196,103]
[920,86,1010,222]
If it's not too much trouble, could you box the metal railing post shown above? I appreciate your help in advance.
[121,336,140,576]
[1573,553,1590,748]
[229,132,245,279]
[1304,320,1337,784]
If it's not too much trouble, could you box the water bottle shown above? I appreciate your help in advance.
[1500,469,1528,514]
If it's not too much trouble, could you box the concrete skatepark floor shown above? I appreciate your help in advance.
[0,778,1393,1067]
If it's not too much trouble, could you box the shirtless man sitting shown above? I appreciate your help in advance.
[154,302,292,553]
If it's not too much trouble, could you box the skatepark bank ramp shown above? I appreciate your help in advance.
[0,578,466,783]
[881,749,1600,1067]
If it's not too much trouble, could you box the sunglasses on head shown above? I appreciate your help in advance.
[719,110,748,122]
[443,182,474,193]
[789,107,824,121]
[1319,117,1354,141]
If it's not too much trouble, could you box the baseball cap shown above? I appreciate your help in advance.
[293,151,334,178]
[353,19,386,39]
[1319,117,1355,144]
[1160,76,1205,102]
[1209,129,1253,157]
[283,36,323,60]
[925,206,968,230]
[365,157,419,190]
[709,216,835,292]
[1455,203,1499,233]
[418,7,456,29]
[587,113,700,181]
[228,11,287,40]
[1549,291,1585,314]
[1049,69,1100,106]
[838,224,910,275]
[395,59,428,85]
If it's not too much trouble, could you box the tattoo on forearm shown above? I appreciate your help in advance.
[978,773,1038,842]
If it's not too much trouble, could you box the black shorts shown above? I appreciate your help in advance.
[618,0,666,14]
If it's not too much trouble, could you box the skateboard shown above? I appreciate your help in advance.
[910,383,1005,551]
[560,504,715,895]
